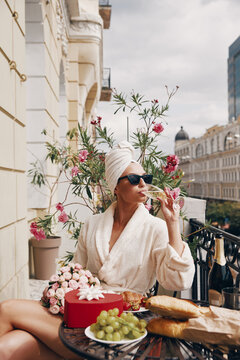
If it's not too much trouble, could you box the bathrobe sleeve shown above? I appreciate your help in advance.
[151,217,195,291]
[73,222,88,267]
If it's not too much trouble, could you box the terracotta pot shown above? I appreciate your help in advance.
[30,236,61,280]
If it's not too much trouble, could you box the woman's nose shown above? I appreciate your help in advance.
[139,178,145,186]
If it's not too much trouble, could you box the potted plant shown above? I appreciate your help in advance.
[28,87,186,278]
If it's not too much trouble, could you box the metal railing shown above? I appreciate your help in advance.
[102,67,111,89]
[99,0,110,6]
[189,218,240,302]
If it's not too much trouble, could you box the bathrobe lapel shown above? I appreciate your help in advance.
[97,203,148,282]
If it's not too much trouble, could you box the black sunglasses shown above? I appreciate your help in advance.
[118,174,153,185]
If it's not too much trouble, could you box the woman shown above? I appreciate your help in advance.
[0,141,194,360]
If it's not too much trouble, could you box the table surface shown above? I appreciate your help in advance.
[59,307,240,360]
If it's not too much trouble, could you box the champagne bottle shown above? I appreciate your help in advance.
[208,233,233,306]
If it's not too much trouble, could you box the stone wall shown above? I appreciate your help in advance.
[0,0,29,300]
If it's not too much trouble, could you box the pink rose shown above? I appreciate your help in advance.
[51,282,59,291]
[47,289,55,298]
[79,269,86,276]
[59,306,65,315]
[79,275,88,284]
[153,123,164,134]
[64,288,74,294]
[71,166,79,177]
[144,204,152,211]
[58,275,65,283]
[49,305,60,315]
[58,211,69,223]
[63,272,72,280]
[78,150,88,163]
[85,270,92,278]
[72,272,80,281]
[49,297,58,306]
[78,283,89,290]
[69,279,79,290]
[50,274,59,282]
[56,288,65,299]
[60,266,70,273]
[74,263,83,270]
[56,202,64,212]
[61,281,69,289]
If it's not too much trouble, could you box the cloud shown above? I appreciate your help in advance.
[98,0,240,153]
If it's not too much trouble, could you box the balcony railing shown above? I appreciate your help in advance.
[189,218,240,302]
[100,68,112,101]
[99,0,110,5]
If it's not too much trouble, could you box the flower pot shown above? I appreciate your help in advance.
[30,236,61,280]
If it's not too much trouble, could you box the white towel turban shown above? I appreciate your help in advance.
[105,141,137,194]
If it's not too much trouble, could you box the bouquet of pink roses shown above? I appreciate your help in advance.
[41,262,100,315]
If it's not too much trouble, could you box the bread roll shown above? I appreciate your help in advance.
[145,295,201,320]
[147,317,188,339]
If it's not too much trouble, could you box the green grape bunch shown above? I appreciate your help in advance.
[89,308,147,342]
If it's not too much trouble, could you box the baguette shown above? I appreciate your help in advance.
[147,317,188,339]
[145,295,201,320]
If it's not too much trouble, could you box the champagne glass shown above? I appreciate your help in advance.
[143,185,184,209]
[142,184,167,200]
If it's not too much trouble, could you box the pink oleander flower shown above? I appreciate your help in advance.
[30,222,38,229]
[58,211,69,223]
[153,123,164,134]
[163,154,179,173]
[164,187,181,200]
[71,166,79,177]
[56,202,64,212]
[30,222,46,241]
[49,305,60,315]
[145,204,152,211]
[78,150,88,163]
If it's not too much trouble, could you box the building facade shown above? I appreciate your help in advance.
[175,120,240,201]
[0,0,111,300]
[228,36,240,123]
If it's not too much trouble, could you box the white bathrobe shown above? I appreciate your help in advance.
[73,202,195,294]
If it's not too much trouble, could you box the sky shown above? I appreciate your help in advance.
[96,0,240,155]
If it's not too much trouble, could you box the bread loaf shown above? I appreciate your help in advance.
[145,295,201,320]
[147,317,188,339]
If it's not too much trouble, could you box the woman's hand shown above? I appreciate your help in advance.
[157,187,180,223]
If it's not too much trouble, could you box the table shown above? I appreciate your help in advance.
[59,307,240,360]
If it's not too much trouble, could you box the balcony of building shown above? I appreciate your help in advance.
[100,67,112,101]
[99,0,112,29]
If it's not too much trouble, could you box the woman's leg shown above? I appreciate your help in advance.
[0,299,80,359]
[0,329,63,360]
